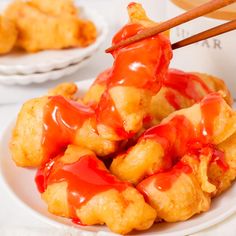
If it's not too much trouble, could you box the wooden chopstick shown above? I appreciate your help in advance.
[172,19,236,50]
[105,0,236,53]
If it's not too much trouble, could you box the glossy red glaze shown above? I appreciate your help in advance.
[42,96,94,163]
[164,69,212,109]
[138,93,228,189]
[199,92,221,140]
[165,90,181,110]
[93,68,112,86]
[96,91,134,139]
[165,69,212,100]
[72,218,87,226]
[97,23,172,138]
[36,154,130,220]
[142,115,196,168]
[137,162,192,192]
[110,25,172,91]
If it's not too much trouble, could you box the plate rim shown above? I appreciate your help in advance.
[0,57,92,85]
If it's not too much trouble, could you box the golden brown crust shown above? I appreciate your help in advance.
[4,0,96,52]
[0,16,17,54]
[10,97,48,167]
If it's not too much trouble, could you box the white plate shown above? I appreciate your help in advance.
[0,57,91,85]
[0,3,108,75]
[0,79,236,236]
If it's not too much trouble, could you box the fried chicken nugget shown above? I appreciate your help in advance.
[111,93,236,184]
[0,15,17,54]
[10,94,118,167]
[10,97,48,167]
[137,162,211,222]
[5,0,96,52]
[48,82,78,100]
[96,3,172,140]
[150,69,233,125]
[208,133,236,196]
[28,0,77,16]
[84,69,232,128]
[37,145,157,235]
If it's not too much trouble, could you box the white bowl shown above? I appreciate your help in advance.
[0,3,108,75]
[0,57,91,85]
[1,79,236,236]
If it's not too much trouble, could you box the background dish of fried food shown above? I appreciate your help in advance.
[1,79,236,236]
[0,2,107,76]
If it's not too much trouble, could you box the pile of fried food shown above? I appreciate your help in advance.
[10,3,236,235]
[0,0,96,54]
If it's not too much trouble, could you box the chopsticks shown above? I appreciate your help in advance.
[105,0,236,53]
[172,19,236,50]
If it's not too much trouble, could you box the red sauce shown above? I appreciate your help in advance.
[72,218,87,226]
[97,22,172,138]
[42,96,94,163]
[199,92,221,140]
[96,91,134,139]
[137,162,192,192]
[92,68,112,86]
[165,69,212,101]
[165,90,181,110]
[137,93,228,190]
[142,115,196,168]
[163,69,212,109]
[35,154,130,220]
[110,28,172,92]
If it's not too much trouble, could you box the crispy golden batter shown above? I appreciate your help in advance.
[150,72,233,125]
[75,118,119,156]
[28,0,77,16]
[42,145,157,235]
[111,95,236,184]
[4,0,96,52]
[0,16,17,54]
[209,133,236,196]
[10,94,118,167]
[137,167,211,222]
[97,87,153,141]
[47,83,78,100]
[10,97,48,167]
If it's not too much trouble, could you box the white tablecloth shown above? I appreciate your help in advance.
[0,0,236,235]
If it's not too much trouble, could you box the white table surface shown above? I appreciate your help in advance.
[0,1,236,235]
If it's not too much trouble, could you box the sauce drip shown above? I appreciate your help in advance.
[97,22,172,138]
[92,68,112,86]
[154,162,192,191]
[96,91,134,139]
[199,92,221,140]
[137,162,192,193]
[138,93,228,190]
[142,115,196,167]
[42,96,94,163]
[165,90,181,110]
[35,154,130,220]
[164,69,212,109]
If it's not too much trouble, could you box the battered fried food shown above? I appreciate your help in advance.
[48,82,78,100]
[10,95,118,167]
[0,15,17,54]
[137,162,211,222]
[28,0,77,16]
[4,0,96,52]
[110,93,236,184]
[37,145,157,235]
[10,97,48,167]
[150,69,233,125]
[96,3,172,140]
[208,132,236,196]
